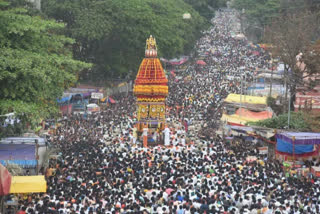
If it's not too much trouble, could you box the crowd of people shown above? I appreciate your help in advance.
[16,9,320,214]
[166,9,270,132]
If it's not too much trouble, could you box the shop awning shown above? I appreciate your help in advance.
[10,176,46,193]
[230,125,254,132]
[224,94,267,106]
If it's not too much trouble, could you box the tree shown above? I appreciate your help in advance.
[183,0,227,19]
[42,0,207,80]
[0,0,91,131]
[302,40,320,90]
[232,0,320,42]
[280,0,320,14]
[247,111,320,132]
[232,0,281,41]
[264,11,319,109]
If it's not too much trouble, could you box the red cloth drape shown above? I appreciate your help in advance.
[0,163,12,196]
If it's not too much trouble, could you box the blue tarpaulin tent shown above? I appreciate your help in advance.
[56,96,71,104]
[276,132,320,155]
[0,144,37,168]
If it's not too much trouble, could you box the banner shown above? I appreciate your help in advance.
[91,93,103,99]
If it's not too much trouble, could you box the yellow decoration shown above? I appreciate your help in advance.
[159,106,165,118]
[133,85,168,95]
[137,97,166,102]
[149,105,156,118]
[146,35,157,50]
[138,104,148,119]
[134,36,168,132]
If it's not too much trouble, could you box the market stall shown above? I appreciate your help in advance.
[9,176,46,193]
[276,132,320,161]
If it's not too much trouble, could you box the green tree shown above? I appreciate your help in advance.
[0,0,91,130]
[42,0,207,80]
[183,0,227,19]
[247,111,311,131]
[232,0,281,41]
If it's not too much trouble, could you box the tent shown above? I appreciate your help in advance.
[161,57,189,65]
[230,125,254,132]
[236,108,273,120]
[0,144,37,168]
[221,114,250,126]
[10,176,46,193]
[276,132,320,156]
[220,107,273,126]
[221,112,270,126]
[0,137,46,145]
[224,94,267,106]
[0,163,12,196]
[100,97,107,102]
[196,60,206,65]
[100,97,116,104]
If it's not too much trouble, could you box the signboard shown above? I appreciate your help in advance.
[311,166,320,177]
[91,93,103,99]
[258,147,268,155]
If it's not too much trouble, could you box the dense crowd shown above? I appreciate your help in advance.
[166,10,270,132]
[16,9,320,214]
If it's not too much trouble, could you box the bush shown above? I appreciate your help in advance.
[247,111,311,131]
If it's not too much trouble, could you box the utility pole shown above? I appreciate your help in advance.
[269,59,273,97]
[288,91,291,129]
[244,73,247,103]
[240,73,243,119]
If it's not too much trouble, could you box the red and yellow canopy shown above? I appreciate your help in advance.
[133,35,168,99]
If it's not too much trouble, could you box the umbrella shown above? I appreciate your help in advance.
[0,163,12,196]
[196,60,206,65]
[108,97,116,104]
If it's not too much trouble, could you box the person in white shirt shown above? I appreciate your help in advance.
[163,126,171,146]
